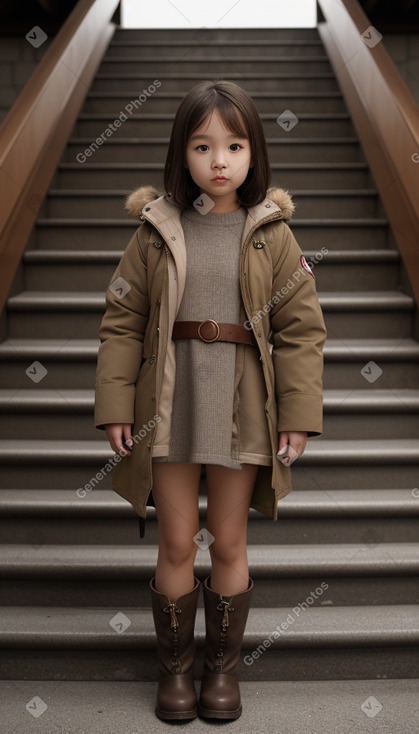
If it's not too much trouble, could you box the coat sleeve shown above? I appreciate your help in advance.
[94,226,150,429]
[269,222,327,436]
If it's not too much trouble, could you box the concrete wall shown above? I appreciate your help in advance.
[0,35,50,126]
[382,33,419,104]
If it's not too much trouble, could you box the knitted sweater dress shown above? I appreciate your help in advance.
[152,204,272,468]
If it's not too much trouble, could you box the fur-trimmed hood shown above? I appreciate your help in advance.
[124,185,295,222]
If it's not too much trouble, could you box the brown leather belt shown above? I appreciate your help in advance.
[172,319,256,347]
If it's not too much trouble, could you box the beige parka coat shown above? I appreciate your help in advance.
[94,185,327,536]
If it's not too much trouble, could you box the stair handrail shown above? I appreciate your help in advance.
[0,0,120,315]
[317,0,419,303]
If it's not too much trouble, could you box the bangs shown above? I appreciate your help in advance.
[190,94,249,141]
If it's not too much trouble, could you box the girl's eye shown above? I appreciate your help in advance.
[194,143,243,152]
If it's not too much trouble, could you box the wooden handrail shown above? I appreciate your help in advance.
[317,0,419,303]
[0,0,120,314]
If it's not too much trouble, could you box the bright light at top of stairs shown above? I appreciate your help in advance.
[121,0,317,28]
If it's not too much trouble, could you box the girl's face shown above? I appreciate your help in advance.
[184,108,253,212]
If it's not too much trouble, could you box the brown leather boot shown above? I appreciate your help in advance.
[150,576,200,720]
[198,574,253,719]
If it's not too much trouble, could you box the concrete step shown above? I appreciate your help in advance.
[1,679,418,733]
[1,488,417,548]
[35,218,390,251]
[81,91,346,114]
[307,249,399,289]
[104,40,327,58]
[1,604,418,680]
[321,389,419,439]
[1,542,418,608]
[113,27,322,41]
[320,291,413,338]
[1,388,417,441]
[22,249,399,292]
[288,219,389,249]
[75,112,356,138]
[94,70,339,93]
[6,290,413,339]
[65,137,365,164]
[323,338,419,388]
[298,439,419,492]
[0,439,417,490]
[93,70,334,93]
[0,337,417,389]
[0,339,98,389]
[3,542,417,582]
[56,162,372,190]
[44,189,382,219]
[97,59,335,76]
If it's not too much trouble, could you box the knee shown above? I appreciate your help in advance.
[159,533,197,568]
[208,532,245,566]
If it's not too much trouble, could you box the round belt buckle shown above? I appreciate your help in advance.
[198,319,220,343]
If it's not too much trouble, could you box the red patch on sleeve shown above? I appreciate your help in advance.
[301,255,314,277]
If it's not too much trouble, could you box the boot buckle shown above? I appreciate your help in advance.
[217,599,234,630]
[163,602,182,631]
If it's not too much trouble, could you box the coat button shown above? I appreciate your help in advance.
[253,241,265,249]
[265,202,271,208]
[149,354,155,364]
[153,241,163,248]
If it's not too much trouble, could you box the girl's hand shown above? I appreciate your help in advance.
[277,431,307,465]
[104,423,133,456]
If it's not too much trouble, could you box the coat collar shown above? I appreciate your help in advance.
[124,187,294,295]
[124,185,295,227]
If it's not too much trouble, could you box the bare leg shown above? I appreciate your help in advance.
[205,463,258,596]
[152,462,201,601]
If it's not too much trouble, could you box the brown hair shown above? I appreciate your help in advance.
[163,80,271,209]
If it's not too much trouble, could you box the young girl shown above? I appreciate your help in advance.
[94,80,326,722]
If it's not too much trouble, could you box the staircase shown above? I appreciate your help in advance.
[1,25,419,730]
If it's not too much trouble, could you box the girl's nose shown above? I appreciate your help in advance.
[212,152,227,168]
